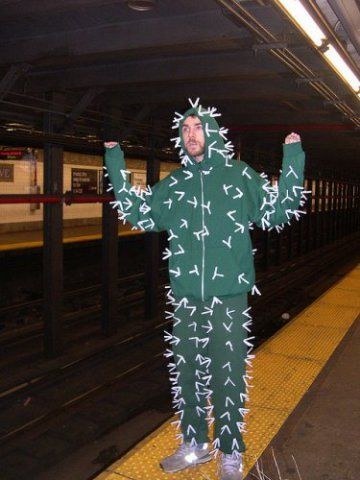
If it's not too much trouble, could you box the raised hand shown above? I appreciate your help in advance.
[104,141,118,148]
[285,132,301,144]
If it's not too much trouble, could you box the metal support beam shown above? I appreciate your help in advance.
[101,195,119,336]
[262,230,269,270]
[0,10,247,66]
[0,63,31,101]
[297,205,303,254]
[25,51,289,92]
[145,136,160,320]
[252,42,287,52]
[304,178,311,253]
[43,92,64,357]
[102,117,119,335]
[313,178,320,249]
[122,104,153,139]
[59,87,103,132]
[296,77,323,85]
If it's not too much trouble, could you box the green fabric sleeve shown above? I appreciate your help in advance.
[104,144,168,232]
[248,141,306,229]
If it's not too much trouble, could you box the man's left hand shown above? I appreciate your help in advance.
[285,132,301,144]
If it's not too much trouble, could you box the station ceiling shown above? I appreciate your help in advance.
[0,0,359,175]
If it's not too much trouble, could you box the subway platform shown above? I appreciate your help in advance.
[94,264,359,480]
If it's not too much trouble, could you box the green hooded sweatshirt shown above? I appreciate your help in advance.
[105,102,306,301]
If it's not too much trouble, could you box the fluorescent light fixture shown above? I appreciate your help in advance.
[276,0,360,99]
[276,0,326,47]
[323,44,360,93]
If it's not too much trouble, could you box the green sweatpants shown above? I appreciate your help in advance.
[164,293,253,455]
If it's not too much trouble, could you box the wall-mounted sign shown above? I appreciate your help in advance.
[0,147,33,160]
[0,163,14,182]
[71,168,98,194]
[132,171,146,190]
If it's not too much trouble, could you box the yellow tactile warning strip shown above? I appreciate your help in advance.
[0,240,43,251]
[96,265,359,480]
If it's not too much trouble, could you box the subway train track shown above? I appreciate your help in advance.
[0,268,168,349]
[1,228,357,380]
[0,321,169,442]
[0,233,358,439]
[0,351,171,480]
[0,235,358,479]
[0,233,153,333]
[1,231,358,384]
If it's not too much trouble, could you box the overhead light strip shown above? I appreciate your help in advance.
[323,45,360,92]
[276,0,326,46]
[275,0,360,98]
[217,0,360,126]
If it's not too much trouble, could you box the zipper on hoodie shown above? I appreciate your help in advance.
[200,171,205,301]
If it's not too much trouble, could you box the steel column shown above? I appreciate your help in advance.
[262,230,269,270]
[297,209,303,255]
[102,120,119,335]
[330,179,336,242]
[318,180,324,247]
[287,224,293,260]
[145,139,160,319]
[43,94,64,357]
[275,229,282,265]
[304,178,311,254]
[313,178,320,249]
[101,194,118,335]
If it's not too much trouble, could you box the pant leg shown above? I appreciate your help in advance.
[207,294,252,454]
[166,296,211,445]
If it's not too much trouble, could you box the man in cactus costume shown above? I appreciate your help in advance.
[104,98,306,480]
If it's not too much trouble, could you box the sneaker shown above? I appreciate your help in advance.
[160,442,212,473]
[219,453,243,480]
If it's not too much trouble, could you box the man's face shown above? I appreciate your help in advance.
[181,115,205,161]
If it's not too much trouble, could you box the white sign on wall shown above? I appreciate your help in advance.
[132,171,146,190]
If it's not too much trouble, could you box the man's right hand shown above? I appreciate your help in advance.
[104,142,118,148]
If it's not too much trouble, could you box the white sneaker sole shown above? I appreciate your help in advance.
[160,454,213,473]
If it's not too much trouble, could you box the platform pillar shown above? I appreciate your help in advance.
[304,178,311,253]
[43,93,64,357]
[330,178,336,242]
[145,138,160,319]
[334,180,340,239]
[313,178,320,249]
[102,119,119,336]
[262,230,269,270]
[101,195,118,336]
[353,182,360,232]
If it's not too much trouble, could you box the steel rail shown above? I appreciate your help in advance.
[0,269,167,330]
[0,235,358,444]
[0,313,171,401]
[0,347,166,443]
[0,193,112,204]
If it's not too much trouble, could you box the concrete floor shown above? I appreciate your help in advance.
[247,318,360,480]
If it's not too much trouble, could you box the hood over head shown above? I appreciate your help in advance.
[171,98,235,169]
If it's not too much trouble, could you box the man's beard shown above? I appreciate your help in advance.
[185,142,205,157]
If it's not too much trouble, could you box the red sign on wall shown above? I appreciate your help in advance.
[0,147,32,159]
